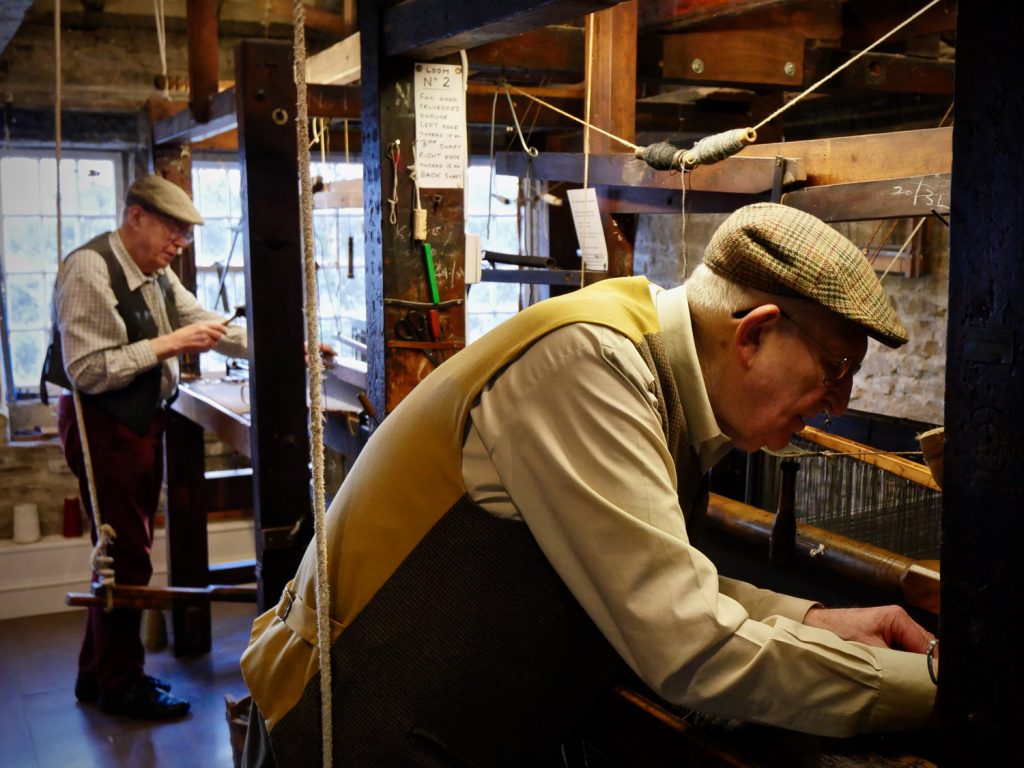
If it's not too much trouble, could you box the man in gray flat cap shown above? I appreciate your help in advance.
[43,174,247,719]
[241,203,936,766]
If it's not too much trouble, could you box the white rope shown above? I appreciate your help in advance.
[580,16,594,288]
[753,0,943,131]
[290,2,333,765]
[153,0,170,99]
[879,216,927,282]
[56,0,115,610]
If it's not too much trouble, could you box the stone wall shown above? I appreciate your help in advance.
[633,212,949,427]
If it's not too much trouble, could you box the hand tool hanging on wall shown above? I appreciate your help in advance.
[409,141,442,341]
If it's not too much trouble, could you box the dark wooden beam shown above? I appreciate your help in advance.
[152,88,237,145]
[740,126,951,185]
[383,0,620,60]
[941,3,1023,762]
[637,0,793,33]
[656,28,807,87]
[842,0,956,48]
[235,39,314,612]
[496,151,804,194]
[467,26,584,81]
[782,173,951,222]
[803,47,954,96]
[186,0,219,123]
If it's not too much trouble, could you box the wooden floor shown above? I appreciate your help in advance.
[0,602,257,768]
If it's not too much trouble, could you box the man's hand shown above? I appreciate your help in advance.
[151,321,227,360]
[804,605,935,653]
[304,341,338,367]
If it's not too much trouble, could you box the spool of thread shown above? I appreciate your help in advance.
[63,496,84,538]
[13,503,42,544]
[412,207,428,241]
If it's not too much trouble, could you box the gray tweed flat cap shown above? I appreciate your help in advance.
[125,175,204,225]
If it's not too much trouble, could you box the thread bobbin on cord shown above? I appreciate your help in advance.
[683,127,757,170]
[412,208,427,241]
[636,127,757,172]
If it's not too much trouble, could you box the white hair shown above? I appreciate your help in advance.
[684,265,775,321]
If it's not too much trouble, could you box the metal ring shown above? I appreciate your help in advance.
[271,108,288,125]
[926,638,939,685]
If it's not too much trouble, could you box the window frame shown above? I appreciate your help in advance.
[0,148,125,401]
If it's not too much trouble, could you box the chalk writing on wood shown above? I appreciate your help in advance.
[891,175,950,213]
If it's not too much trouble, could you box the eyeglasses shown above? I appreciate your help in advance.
[732,307,862,387]
[142,206,194,245]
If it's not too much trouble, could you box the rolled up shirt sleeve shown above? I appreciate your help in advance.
[163,269,248,359]
[467,322,935,737]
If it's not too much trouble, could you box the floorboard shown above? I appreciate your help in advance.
[0,603,256,768]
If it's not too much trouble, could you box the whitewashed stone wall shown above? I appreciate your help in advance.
[633,213,949,427]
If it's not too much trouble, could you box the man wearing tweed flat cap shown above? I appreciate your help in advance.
[241,204,934,765]
[42,174,247,720]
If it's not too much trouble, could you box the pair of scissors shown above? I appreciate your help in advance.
[395,311,439,367]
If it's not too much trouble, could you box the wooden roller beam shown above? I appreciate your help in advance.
[66,584,257,611]
[707,493,940,615]
[799,426,942,491]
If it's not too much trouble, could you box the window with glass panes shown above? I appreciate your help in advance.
[0,152,121,397]
[190,157,367,363]
[464,165,521,343]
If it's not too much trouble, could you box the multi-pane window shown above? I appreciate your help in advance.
[0,152,121,397]
[190,157,367,363]
[464,165,521,342]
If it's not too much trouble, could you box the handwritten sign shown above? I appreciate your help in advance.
[567,188,609,271]
[890,174,950,213]
[414,63,467,189]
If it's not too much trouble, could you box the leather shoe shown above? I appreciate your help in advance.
[76,674,171,703]
[98,682,190,719]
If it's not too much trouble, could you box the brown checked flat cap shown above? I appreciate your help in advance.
[125,175,204,225]
[704,203,908,348]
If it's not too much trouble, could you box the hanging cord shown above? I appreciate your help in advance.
[487,89,499,240]
[752,0,942,133]
[506,0,943,173]
[153,0,170,99]
[56,0,116,611]
[878,217,927,282]
[290,1,333,765]
[386,140,400,226]
[579,16,595,288]
[503,86,540,158]
[409,141,427,241]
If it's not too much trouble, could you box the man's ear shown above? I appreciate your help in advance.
[734,304,783,370]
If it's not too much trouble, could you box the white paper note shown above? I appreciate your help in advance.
[567,188,609,271]
[465,231,482,285]
[414,63,468,189]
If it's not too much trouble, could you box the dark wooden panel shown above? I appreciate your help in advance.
[941,4,1024,762]
[163,410,212,655]
[782,173,951,222]
[383,0,620,59]
[186,0,219,123]
[638,0,792,33]
[235,40,313,612]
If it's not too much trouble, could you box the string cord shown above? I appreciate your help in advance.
[153,0,170,99]
[503,82,639,152]
[56,0,115,610]
[580,16,594,288]
[290,1,333,765]
[503,87,539,158]
[753,0,943,132]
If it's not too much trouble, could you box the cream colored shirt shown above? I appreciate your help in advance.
[462,284,935,737]
[55,231,247,399]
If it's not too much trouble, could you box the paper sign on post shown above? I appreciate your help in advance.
[567,188,609,271]
[414,63,468,189]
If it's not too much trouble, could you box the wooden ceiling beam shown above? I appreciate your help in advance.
[637,0,796,33]
[382,0,620,60]
[841,0,956,48]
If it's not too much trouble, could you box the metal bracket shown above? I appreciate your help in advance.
[770,156,786,203]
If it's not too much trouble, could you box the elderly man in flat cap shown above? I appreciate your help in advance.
[240,203,936,766]
[43,174,247,719]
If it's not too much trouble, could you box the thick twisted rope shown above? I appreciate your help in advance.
[291,2,333,765]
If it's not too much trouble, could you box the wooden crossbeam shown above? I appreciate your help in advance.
[496,151,804,195]
[383,0,621,59]
[783,173,951,222]
[66,584,257,611]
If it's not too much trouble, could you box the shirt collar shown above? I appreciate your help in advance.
[110,230,160,290]
[654,283,733,472]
